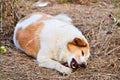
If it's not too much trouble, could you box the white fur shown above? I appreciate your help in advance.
[13,13,90,75]
[18,14,42,29]
[53,14,72,23]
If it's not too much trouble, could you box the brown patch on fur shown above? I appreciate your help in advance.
[67,38,89,58]
[73,38,87,47]
[75,47,89,60]
[16,22,44,58]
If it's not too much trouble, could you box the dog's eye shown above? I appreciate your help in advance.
[82,51,84,56]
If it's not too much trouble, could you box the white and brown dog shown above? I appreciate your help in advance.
[13,13,90,75]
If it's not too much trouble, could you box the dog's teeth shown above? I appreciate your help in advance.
[73,66,75,68]
[72,63,76,68]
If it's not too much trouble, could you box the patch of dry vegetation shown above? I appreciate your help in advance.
[1,0,18,38]
[0,0,120,80]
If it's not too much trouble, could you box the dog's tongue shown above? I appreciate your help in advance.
[70,58,78,70]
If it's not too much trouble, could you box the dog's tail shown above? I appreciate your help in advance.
[53,14,72,23]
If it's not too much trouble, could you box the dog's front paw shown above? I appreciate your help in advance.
[59,66,72,75]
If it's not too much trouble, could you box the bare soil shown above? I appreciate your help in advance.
[0,0,120,80]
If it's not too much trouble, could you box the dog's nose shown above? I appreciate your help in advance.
[79,62,86,68]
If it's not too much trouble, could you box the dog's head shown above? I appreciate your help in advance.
[66,37,90,70]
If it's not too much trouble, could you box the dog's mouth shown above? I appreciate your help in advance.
[70,58,78,70]
[62,58,86,70]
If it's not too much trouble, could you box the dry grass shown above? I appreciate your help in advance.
[1,0,18,39]
[0,0,120,80]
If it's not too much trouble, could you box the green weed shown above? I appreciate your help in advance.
[116,11,120,18]
[14,0,18,3]
[57,0,69,3]
[113,0,118,7]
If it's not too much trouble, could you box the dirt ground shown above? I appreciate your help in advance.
[0,0,120,80]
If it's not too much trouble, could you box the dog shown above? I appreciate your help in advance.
[13,13,90,75]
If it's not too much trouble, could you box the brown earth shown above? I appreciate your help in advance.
[0,0,120,80]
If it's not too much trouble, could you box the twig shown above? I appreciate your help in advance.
[103,35,112,52]
[1,1,3,34]
[106,46,120,55]
[99,13,119,54]
[109,13,119,30]
[109,13,117,22]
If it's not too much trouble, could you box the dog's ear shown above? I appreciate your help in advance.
[73,37,87,47]
[67,38,87,52]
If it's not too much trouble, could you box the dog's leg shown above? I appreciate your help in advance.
[37,58,72,75]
